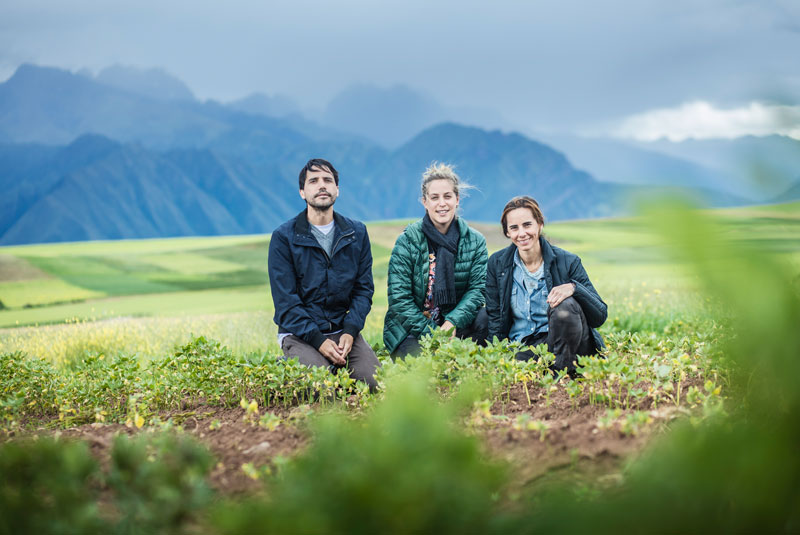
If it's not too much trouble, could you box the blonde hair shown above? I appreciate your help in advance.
[420,162,474,200]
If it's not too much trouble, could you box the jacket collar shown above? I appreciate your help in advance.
[500,236,555,268]
[540,236,555,265]
[500,243,517,268]
[294,208,352,238]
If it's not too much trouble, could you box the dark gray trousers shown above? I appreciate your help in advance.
[515,297,594,372]
[391,307,489,359]
[282,333,381,391]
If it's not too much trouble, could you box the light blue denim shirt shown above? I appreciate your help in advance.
[508,250,549,342]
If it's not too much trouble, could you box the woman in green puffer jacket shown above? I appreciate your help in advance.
[383,162,489,358]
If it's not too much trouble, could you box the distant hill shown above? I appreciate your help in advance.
[771,180,800,204]
[228,92,301,118]
[95,65,196,101]
[0,125,631,244]
[365,123,624,222]
[1,135,238,243]
[542,134,750,205]
[321,84,447,149]
[320,83,509,149]
[0,133,345,244]
[0,63,766,245]
[0,64,229,147]
[0,64,320,150]
[636,135,800,201]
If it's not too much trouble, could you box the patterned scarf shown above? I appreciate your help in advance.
[421,213,459,308]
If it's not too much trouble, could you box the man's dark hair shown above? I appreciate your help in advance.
[299,158,339,189]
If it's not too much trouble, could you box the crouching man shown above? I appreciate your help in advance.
[268,158,381,390]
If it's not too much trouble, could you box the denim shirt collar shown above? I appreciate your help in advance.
[513,250,544,286]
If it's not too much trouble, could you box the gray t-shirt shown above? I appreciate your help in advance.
[310,221,335,258]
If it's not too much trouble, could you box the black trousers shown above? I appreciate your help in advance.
[391,307,489,359]
[514,297,594,372]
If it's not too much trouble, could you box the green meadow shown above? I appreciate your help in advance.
[1,203,798,363]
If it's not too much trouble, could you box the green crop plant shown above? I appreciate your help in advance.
[241,462,272,481]
[258,412,281,431]
[0,315,731,434]
[0,351,59,429]
[620,411,654,436]
[596,408,622,431]
[513,414,549,441]
[240,397,260,424]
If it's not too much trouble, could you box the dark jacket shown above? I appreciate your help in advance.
[383,217,487,353]
[268,209,374,350]
[485,238,607,351]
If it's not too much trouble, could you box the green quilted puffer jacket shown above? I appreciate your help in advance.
[383,217,488,353]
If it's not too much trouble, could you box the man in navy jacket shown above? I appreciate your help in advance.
[268,158,380,390]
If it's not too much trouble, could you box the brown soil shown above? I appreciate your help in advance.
[20,380,691,496]
[52,405,309,495]
[479,382,654,495]
[0,254,52,282]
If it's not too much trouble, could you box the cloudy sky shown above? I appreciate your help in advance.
[1,0,798,139]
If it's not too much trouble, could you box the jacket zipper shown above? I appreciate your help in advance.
[327,229,354,265]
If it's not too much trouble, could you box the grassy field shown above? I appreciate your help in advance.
[1,202,798,362]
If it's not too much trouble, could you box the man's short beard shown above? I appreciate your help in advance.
[307,196,336,211]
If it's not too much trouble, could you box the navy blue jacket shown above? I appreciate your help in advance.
[268,210,374,350]
[485,239,607,351]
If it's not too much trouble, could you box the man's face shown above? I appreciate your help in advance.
[300,166,339,210]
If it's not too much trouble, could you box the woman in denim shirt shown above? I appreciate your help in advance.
[484,196,607,372]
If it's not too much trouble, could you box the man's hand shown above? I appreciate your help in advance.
[318,339,346,366]
[547,283,575,308]
[338,333,354,358]
[440,320,456,337]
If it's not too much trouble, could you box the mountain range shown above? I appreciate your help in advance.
[0,64,796,245]
[544,134,800,202]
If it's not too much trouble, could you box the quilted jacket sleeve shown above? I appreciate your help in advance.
[443,231,488,329]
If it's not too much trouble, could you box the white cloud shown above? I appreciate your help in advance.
[610,101,800,141]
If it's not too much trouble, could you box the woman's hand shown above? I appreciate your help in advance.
[547,283,575,308]
[440,320,456,337]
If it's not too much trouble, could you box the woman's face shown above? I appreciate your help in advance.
[423,179,459,231]
[505,207,543,253]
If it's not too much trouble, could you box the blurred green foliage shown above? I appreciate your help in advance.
[0,432,213,535]
[0,438,103,535]
[213,370,510,534]
[108,432,214,534]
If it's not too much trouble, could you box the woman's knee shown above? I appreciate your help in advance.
[548,297,582,324]
[472,308,488,337]
[473,307,488,328]
[392,335,422,359]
